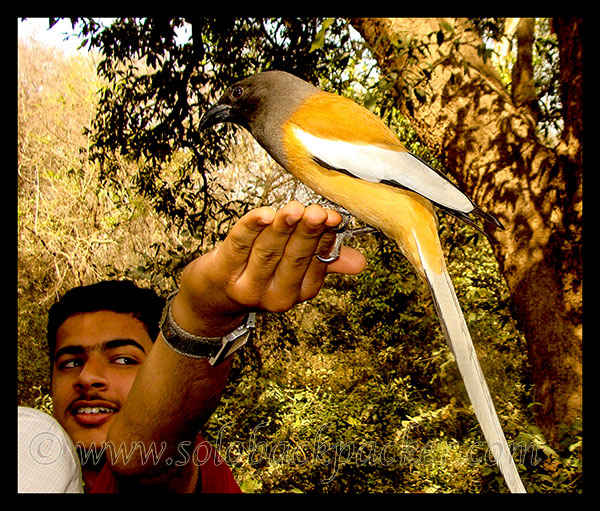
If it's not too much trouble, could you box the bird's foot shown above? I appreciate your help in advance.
[317,226,377,263]
[317,200,352,231]
[332,209,352,233]
[315,200,376,263]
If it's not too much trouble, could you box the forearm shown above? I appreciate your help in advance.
[106,329,232,481]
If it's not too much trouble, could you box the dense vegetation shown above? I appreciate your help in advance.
[17,18,582,493]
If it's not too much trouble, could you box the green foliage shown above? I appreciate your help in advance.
[511,421,582,492]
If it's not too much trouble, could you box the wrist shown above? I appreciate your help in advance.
[171,288,246,338]
[161,292,255,365]
[175,254,249,337]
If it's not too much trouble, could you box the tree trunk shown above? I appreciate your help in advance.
[350,17,582,445]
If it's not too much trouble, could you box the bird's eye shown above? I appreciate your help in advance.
[231,86,244,99]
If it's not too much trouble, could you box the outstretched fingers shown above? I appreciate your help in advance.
[242,201,307,290]
[181,202,365,322]
[267,204,334,308]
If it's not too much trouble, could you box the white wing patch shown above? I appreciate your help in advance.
[292,126,474,214]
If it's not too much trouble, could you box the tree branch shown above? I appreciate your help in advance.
[511,18,540,122]
[553,17,583,167]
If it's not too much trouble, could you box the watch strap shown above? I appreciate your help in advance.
[159,292,255,365]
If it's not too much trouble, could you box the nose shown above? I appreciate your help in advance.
[74,355,109,392]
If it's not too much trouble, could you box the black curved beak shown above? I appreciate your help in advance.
[199,104,234,130]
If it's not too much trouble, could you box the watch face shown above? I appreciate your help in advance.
[210,330,253,366]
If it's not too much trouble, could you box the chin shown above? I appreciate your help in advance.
[68,419,113,453]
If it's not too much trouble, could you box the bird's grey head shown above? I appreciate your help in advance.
[199,71,318,167]
[199,71,317,141]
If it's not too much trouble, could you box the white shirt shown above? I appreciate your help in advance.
[18,407,83,493]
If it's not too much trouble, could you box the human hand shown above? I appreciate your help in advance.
[171,201,366,336]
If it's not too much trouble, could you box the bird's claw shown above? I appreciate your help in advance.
[317,226,376,263]
[332,211,352,233]
[315,202,376,263]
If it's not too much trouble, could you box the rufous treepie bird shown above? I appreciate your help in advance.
[200,70,525,493]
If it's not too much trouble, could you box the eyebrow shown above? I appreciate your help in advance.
[54,339,147,361]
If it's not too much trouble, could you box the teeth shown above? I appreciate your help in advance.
[76,407,114,414]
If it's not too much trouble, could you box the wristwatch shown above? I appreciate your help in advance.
[159,293,256,366]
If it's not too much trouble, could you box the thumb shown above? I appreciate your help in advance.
[325,246,366,275]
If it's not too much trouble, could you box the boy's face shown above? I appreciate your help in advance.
[51,311,155,450]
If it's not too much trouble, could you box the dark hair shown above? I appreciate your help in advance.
[47,280,166,364]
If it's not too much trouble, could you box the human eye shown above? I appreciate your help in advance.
[112,355,140,366]
[57,357,83,370]
[105,341,146,366]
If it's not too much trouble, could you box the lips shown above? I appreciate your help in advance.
[70,400,119,427]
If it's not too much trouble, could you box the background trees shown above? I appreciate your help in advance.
[17,17,582,493]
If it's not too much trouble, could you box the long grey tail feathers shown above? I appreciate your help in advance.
[425,266,526,493]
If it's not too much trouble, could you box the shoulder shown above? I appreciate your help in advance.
[18,407,83,493]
